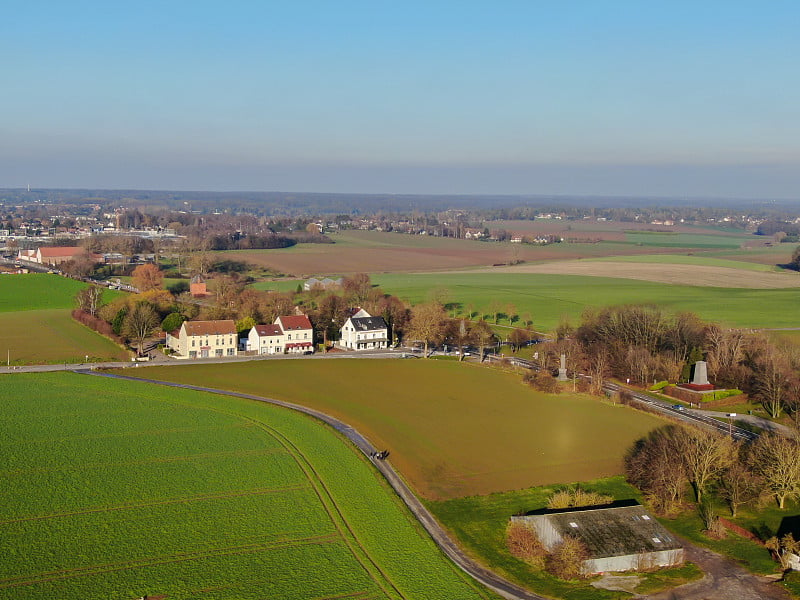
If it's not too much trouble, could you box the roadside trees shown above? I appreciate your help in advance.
[123,302,159,356]
[678,427,736,503]
[406,302,448,357]
[748,433,800,509]
[472,319,497,362]
[131,263,164,292]
[75,285,104,317]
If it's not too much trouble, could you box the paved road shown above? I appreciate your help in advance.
[77,368,548,600]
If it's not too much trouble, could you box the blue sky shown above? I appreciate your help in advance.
[2,1,799,197]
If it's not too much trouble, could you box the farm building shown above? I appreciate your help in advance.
[166,320,238,359]
[339,309,389,351]
[511,504,683,574]
[304,277,342,291]
[18,246,103,266]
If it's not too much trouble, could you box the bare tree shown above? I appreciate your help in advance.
[472,319,497,362]
[75,285,104,317]
[450,319,475,361]
[751,343,795,418]
[123,302,159,356]
[678,426,735,503]
[718,461,760,518]
[625,426,688,515]
[406,302,448,357]
[748,433,800,509]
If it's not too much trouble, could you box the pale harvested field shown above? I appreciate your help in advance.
[220,230,687,276]
[466,260,800,288]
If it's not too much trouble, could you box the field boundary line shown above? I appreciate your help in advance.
[0,447,286,477]
[0,533,342,588]
[0,484,309,525]
[78,369,548,600]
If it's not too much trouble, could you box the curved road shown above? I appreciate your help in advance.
[76,369,548,600]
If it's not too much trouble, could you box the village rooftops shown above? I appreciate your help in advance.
[276,315,313,331]
[350,316,388,332]
[252,324,282,337]
[182,320,237,336]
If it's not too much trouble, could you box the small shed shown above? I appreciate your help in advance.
[511,504,683,574]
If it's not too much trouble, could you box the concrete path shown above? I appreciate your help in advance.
[645,536,790,600]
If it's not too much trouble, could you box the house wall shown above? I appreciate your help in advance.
[247,328,284,354]
[339,318,388,350]
[172,325,237,359]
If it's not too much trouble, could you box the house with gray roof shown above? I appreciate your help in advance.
[511,504,683,574]
[340,310,389,351]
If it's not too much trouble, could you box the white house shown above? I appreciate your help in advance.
[166,320,238,359]
[340,310,389,351]
[275,315,315,354]
[247,324,284,354]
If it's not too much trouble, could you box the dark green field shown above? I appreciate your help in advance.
[0,273,98,312]
[0,274,127,364]
[140,359,666,499]
[372,272,800,331]
[0,372,491,600]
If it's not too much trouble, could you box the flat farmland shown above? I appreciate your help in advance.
[0,273,99,312]
[0,309,128,364]
[0,373,490,600]
[0,274,127,364]
[372,272,800,331]
[475,259,800,288]
[140,359,665,500]
[220,230,697,277]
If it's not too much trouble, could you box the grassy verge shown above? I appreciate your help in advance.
[425,476,703,600]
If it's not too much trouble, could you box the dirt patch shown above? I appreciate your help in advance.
[590,573,642,593]
[463,261,800,289]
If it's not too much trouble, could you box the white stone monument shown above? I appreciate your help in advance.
[557,353,568,381]
[691,360,709,386]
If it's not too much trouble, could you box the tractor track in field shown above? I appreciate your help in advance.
[0,446,287,477]
[0,484,310,525]
[78,369,551,600]
[0,533,343,588]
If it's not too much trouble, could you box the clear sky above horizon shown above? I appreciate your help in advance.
[2,1,799,198]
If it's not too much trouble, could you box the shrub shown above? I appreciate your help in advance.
[72,309,124,344]
[506,522,546,568]
[649,381,670,391]
[528,371,559,394]
[547,487,613,509]
[546,536,589,580]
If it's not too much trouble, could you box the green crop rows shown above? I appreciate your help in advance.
[1,373,492,600]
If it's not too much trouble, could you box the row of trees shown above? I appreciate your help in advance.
[626,425,800,515]
[534,305,800,420]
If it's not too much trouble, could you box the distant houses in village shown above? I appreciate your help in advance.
[166,307,391,359]
[304,277,343,291]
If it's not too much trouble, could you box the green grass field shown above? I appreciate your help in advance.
[0,372,492,600]
[0,309,129,364]
[0,275,128,364]
[138,359,665,499]
[0,274,98,312]
[371,272,800,331]
[428,476,702,600]
[623,231,751,248]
